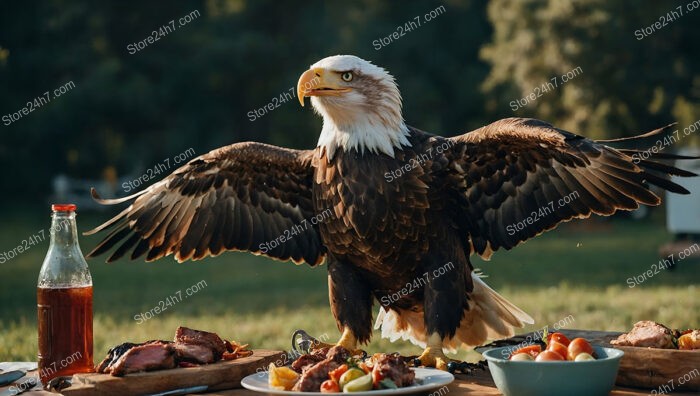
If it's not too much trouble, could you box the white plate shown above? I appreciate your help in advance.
[241,367,454,395]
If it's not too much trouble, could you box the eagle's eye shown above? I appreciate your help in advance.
[341,72,353,82]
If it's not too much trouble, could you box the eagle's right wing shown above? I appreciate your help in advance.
[445,117,697,260]
[85,142,326,265]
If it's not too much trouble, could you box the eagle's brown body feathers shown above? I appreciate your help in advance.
[314,128,472,343]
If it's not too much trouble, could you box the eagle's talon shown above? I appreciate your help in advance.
[333,327,366,357]
[413,333,451,371]
[415,348,449,371]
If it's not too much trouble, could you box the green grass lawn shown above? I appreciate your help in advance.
[1,210,698,362]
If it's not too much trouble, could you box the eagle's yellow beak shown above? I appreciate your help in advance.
[297,68,352,107]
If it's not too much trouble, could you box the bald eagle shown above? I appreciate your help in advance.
[86,55,696,368]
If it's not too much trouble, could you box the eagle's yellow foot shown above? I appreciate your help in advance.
[413,333,449,371]
[414,347,449,371]
[333,327,366,357]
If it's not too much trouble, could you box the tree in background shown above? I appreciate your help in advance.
[481,0,700,139]
[0,0,491,206]
[0,0,697,208]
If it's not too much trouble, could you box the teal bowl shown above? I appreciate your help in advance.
[482,345,623,396]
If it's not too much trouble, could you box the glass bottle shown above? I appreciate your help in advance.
[37,204,94,384]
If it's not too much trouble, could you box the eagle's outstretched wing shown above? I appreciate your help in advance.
[447,117,697,260]
[85,142,326,265]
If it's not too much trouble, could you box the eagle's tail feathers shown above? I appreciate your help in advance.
[471,275,534,327]
[374,273,532,353]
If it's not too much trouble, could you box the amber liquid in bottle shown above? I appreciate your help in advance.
[37,286,94,383]
[37,204,94,384]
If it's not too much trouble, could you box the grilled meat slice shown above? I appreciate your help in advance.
[325,345,351,363]
[110,341,176,376]
[291,347,330,373]
[293,346,350,392]
[174,326,227,359]
[173,342,215,364]
[96,340,168,374]
[96,342,137,374]
[611,321,675,348]
[293,359,341,392]
[371,353,415,387]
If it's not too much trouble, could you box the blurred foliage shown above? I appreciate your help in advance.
[481,0,700,138]
[0,0,697,207]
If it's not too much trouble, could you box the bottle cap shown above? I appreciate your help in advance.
[51,204,77,212]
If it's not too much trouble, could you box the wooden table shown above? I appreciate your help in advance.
[3,369,695,396]
[2,329,697,395]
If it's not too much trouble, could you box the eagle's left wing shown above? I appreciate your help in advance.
[445,117,697,260]
[85,142,326,265]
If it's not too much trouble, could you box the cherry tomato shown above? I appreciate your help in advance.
[535,350,565,361]
[371,366,384,387]
[546,332,571,347]
[546,341,568,360]
[511,345,541,358]
[567,338,594,361]
[320,379,340,393]
[329,364,348,383]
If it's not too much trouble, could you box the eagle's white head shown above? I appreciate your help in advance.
[297,55,410,159]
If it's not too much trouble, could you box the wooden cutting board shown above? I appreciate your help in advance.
[62,349,285,396]
[478,329,700,392]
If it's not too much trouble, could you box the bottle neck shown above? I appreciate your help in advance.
[50,212,80,249]
[39,210,92,288]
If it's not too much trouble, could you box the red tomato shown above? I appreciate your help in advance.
[372,367,384,387]
[567,338,594,361]
[320,379,340,393]
[546,332,571,346]
[511,344,542,358]
[546,341,568,360]
[329,364,348,383]
[535,350,565,361]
